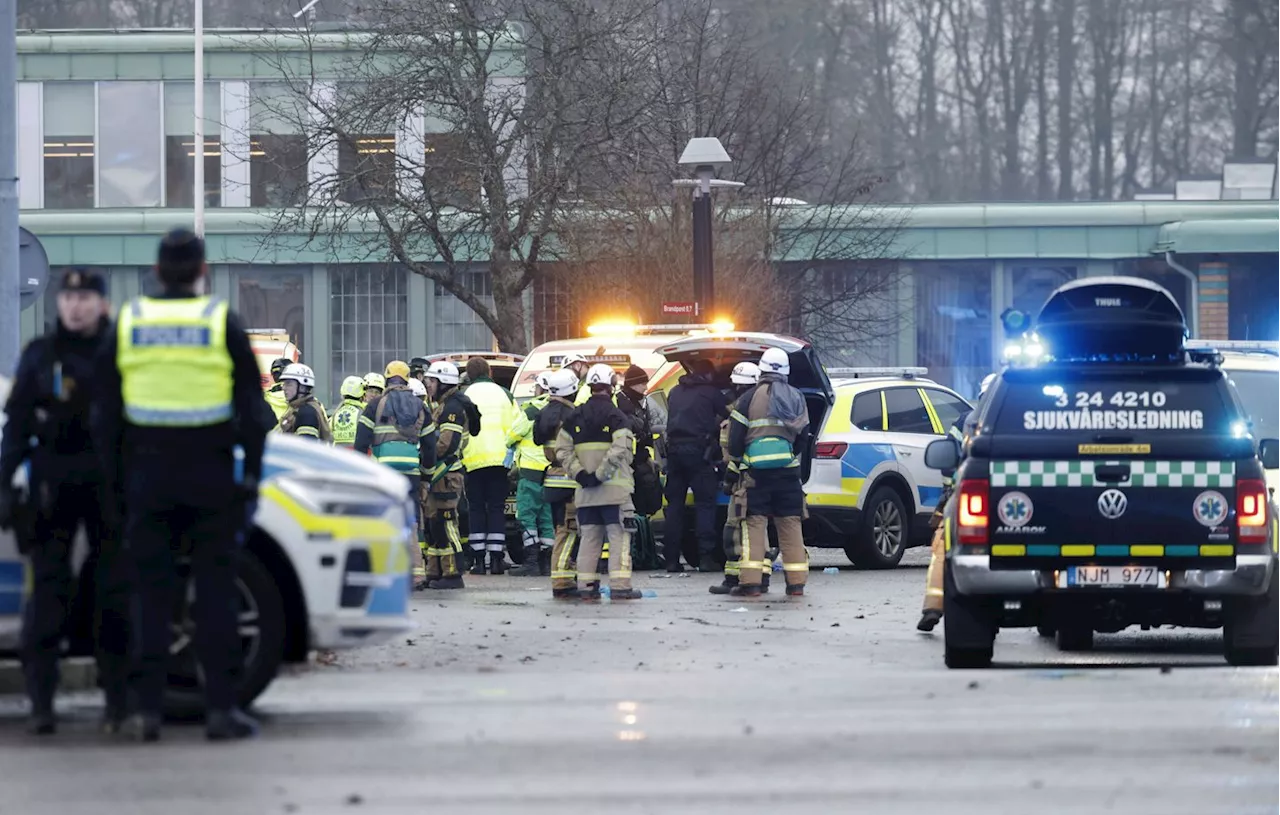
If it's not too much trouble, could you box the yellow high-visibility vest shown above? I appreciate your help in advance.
[117,295,234,427]
[461,379,516,470]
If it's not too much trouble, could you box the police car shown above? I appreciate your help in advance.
[1194,341,1279,495]
[926,277,1278,668]
[0,376,416,713]
[807,368,971,568]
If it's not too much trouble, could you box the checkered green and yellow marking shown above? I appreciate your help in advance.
[991,460,1234,489]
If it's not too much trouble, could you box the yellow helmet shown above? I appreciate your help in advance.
[362,372,386,391]
[340,375,366,400]
[385,360,411,380]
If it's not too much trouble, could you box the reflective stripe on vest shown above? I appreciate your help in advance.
[744,436,798,469]
[117,296,233,427]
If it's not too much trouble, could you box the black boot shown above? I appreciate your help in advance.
[206,707,260,741]
[709,575,739,595]
[579,581,602,602]
[538,547,552,576]
[508,547,542,577]
[785,584,805,597]
[552,586,580,600]
[917,609,942,632]
[126,712,162,743]
[698,555,721,573]
[761,572,771,594]
[468,551,487,575]
[428,574,466,590]
[26,709,56,736]
[100,682,128,736]
[611,587,643,600]
[728,583,762,598]
[488,551,508,575]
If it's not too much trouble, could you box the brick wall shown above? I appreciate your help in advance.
[1197,262,1229,340]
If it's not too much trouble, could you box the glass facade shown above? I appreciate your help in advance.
[331,264,409,402]
[42,83,95,209]
[235,267,308,355]
[435,267,495,352]
[1010,264,1077,318]
[250,83,308,207]
[915,261,993,400]
[97,82,163,207]
[164,82,222,208]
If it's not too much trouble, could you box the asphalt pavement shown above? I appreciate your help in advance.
[1,549,1276,815]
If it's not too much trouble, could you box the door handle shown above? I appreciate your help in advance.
[1094,463,1130,484]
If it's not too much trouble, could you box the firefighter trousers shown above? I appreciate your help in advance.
[737,472,807,588]
[425,472,465,579]
[576,504,632,591]
[549,501,578,591]
[922,524,945,612]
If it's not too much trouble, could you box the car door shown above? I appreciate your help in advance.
[876,386,940,515]
[918,386,973,508]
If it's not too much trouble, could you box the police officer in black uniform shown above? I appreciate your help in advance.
[0,268,130,735]
[93,229,273,742]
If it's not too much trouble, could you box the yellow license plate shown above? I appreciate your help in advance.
[1078,444,1151,455]
[504,499,516,516]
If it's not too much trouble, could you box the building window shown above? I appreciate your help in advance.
[235,266,308,360]
[435,267,494,352]
[915,261,993,397]
[43,83,95,209]
[1010,264,1076,318]
[250,83,308,207]
[531,266,580,345]
[164,82,221,208]
[97,82,163,207]
[331,264,409,401]
[1228,255,1280,341]
[422,131,479,209]
[338,134,396,203]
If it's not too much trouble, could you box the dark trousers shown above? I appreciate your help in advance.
[127,455,242,714]
[21,481,130,714]
[662,446,718,565]
[465,466,509,553]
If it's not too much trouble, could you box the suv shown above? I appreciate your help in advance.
[927,277,1279,669]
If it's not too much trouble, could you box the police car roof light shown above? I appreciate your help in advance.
[826,366,928,379]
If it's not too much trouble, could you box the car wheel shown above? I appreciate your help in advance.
[1036,622,1056,638]
[163,549,287,718]
[1055,623,1094,652]
[942,559,995,669]
[846,487,907,569]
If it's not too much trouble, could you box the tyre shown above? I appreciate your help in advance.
[1224,567,1279,667]
[163,549,287,718]
[846,486,908,569]
[942,559,995,669]
[1036,622,1056,638]
[1055,623,1094,652]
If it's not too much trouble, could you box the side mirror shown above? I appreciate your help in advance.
[1260,438,1280,471]
[924,437,960,471]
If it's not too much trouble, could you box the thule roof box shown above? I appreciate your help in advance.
[1035,276,1188,364]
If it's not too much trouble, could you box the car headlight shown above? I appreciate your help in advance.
[274,475,398,518]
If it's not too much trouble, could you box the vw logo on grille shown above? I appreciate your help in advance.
[1097,489,1128,520]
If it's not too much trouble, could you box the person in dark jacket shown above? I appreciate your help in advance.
[0,268,130,736]
[616,364,654,463]
[661,359,729,572]
[93,229,274,742]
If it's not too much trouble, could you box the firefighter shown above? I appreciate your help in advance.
[725,347,810,598]
[554,364,643,602]
[460,357,518,575]
[264,357,291,427]
[918,372,996,632]
[355,360,435,586]
[330,375,366,449]
[507,372,556,577]
[710,362,771,595]
[537,369,582,598]
[362,372,385,405]
[409,356,431,383]
[421,360,473,590]
[276,363,331,442]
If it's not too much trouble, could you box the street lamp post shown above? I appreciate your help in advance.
[193,0,205,236]
[676,138,739,318]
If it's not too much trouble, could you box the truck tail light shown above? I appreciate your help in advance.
[957,478,990,545]
[1237,479,1268,543]
[814,441,848,460]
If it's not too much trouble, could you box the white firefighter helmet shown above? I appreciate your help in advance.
[534,371,553,392]
[281,363,316,389]
[585,363,615,388]
[561,352,588,369]
[362,372,386,391]
[730,361,761,385]
[759,347,790,377]
[408,378,428,398]
[548,369,579,397]
[340,375,366,400]
[424,359,460,385]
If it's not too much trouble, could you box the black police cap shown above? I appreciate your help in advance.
[58,267,107,296]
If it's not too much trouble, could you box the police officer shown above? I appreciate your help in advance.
[507,372,556,577]
[330,376,367,449]
[0,268,130,735]
[538,370,582,598]
[662,358,729,572]
[725,347,810,598]
[918,372,996,632]
[711,362,768,596]
[264,357,291,427]
[277,363,331,442]
[461,357,518,575]
[363,372,386,405]
[355,361,436,587]
[554,364,643,601]
[93,228,273,741]
[422,360,472,589]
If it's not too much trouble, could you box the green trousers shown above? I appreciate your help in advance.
[516,477,555,548]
